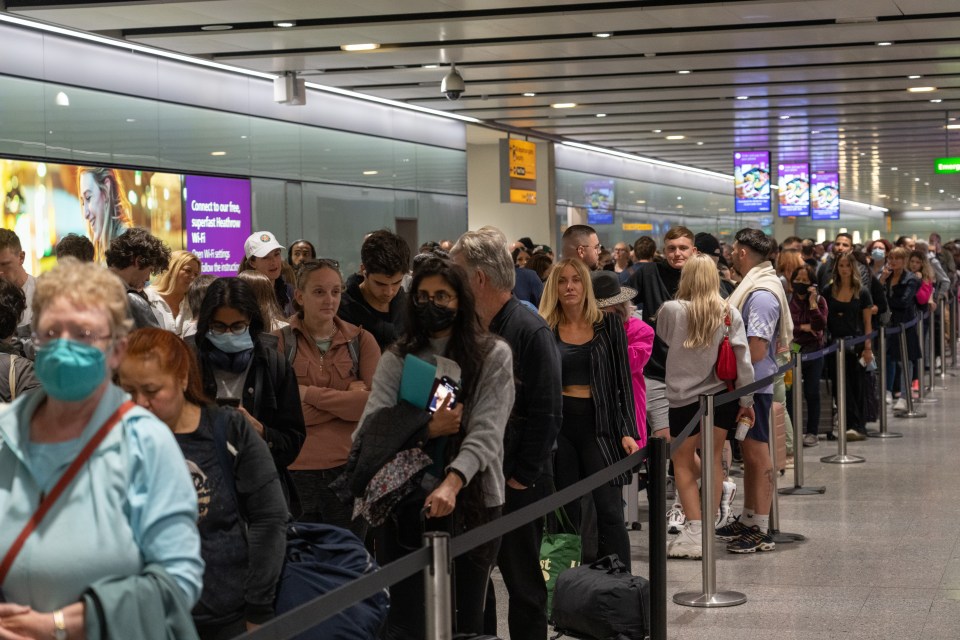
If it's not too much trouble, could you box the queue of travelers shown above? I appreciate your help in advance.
[0,218,958,640]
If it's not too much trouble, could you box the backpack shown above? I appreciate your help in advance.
[551,555,650,640]
[281,325,361,379]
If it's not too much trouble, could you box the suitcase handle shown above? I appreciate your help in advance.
[589,554,628,574]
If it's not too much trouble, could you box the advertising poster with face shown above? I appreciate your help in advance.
[811,172,840,220]
[734,151,771,213]
[584,178,615,224]
[777,162,810,217]
[1,158,183,273]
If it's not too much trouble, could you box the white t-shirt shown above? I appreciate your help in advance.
[18,274,35,329]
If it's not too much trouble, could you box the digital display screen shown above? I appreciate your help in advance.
[777,162,810,217]
[811,172,840,220]
[0,158,183,274]
[184,175,251,276]
[584,179,615,225]
[734,151,771,213]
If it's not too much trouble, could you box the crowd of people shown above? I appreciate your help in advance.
[0,218,956,640]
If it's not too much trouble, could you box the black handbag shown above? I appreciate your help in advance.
[551,555,650,640]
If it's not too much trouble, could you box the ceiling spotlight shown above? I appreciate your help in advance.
[210,151,227,156]
[363,170,379,175]
[931,99,943,103]
[677,70,692,75]
[916,177,921,181]
[811,130,820,134]
[736,95,749,100]
[696,141,704,145]
[274,20,296,28]
[522,92,536,97]
[652,129,662,133]
[907,86,936,92]
[54,91,69,106]
[594,32,613,38]
[596,113,607,118]
[908,75,922,79]
[780,115,790,119]
[551,102,577,109]
[341,43,380,51]
[666,135,685,140]
[422,64,439,69]
[876,41,893,46]
[891,166,898,171]
[201,24,233,31]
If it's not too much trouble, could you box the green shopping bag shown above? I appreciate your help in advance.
[540,509,581,617]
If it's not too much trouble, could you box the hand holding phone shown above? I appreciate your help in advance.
[427,391,462,438]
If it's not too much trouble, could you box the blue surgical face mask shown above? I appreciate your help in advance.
[871,248,885,261]
[207,328,254,353]
[35,339,108,402]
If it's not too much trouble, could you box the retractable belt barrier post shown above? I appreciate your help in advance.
[869,326,903,438]
[894,320,926,419]
[673,394,747,609]
[951,294,958,369]
[936,297,948,388]
[916,314,934,404]
[780,350,826,494]
[927,307,941,393]
[821,337,866,465]
[647,437,669,640]
[424,533,452,640]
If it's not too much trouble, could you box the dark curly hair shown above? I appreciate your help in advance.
[104,227,171,274]
[55,233,95,262]
[0,279,25,339]
[361,230,411,276]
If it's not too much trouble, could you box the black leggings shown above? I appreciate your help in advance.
[785,356,825,436]
[555,396,631,571]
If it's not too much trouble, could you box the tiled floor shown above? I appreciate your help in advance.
[491,368,960,638]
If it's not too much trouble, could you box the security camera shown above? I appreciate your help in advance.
[441,64,465,100]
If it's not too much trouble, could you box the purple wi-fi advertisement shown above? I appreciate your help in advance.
[184,175,251,276]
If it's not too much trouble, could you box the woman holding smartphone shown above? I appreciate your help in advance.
[787,264,828,447]
[359,256,514,639]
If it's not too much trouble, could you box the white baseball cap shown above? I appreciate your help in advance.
[244,231,285,259]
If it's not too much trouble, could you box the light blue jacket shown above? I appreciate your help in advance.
[0,384,204,610]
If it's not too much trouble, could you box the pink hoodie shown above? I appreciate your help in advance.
[625,316,655,448]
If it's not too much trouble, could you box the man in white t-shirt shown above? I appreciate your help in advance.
[0,229,36,330]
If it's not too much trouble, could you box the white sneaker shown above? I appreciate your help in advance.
[665,476,677,501]
[668,521,703,559]
[667,503,686,535]
[715,480,737,528]
[893,398,908,412]
[885,391,893,405]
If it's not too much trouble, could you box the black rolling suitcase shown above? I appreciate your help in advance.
[551,555,650,640]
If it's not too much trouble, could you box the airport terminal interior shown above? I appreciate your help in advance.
[3,1,960,639]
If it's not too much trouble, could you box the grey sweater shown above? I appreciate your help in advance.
[357,337,514,507]
[657,301,755,408]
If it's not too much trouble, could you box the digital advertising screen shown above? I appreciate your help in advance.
[811,172,840,220]
[584,179,615,225]
[734,151,771,213]
[777,162,810,217]
[1,158,183,274]
[184,175,251,276]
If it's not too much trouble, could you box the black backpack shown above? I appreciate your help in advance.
[551,555,650,640]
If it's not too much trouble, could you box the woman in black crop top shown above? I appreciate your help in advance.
[539,258,639,569]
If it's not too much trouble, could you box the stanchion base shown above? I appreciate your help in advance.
[779,485,826,495]
[673,590,747,608]
[867,430,903,439]
[770,530,806,544]
[820,454,866,464]
[893,409,927,419]
[918,396,939,404]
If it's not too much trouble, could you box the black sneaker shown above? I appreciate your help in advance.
[726,525,776,554]
[714,515,750,542]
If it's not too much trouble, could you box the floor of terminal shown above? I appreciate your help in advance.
[490,371,960,639]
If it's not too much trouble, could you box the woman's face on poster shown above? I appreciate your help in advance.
[79,172,109,239]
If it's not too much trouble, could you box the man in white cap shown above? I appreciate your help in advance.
[244,231,295,316]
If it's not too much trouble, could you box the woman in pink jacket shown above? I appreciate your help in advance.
[591,271,654,448]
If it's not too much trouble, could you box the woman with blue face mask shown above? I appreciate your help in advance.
[192,277,306,515]
[0,258,203,639]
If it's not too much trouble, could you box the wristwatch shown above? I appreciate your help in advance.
[53,610,67,640]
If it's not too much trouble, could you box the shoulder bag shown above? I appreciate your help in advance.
[715,309,738,391]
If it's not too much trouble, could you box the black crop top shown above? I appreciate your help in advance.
[558,340,592,386]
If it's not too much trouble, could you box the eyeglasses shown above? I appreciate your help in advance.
[33,327,113,347]
[414,291,457,307]
[209,321,250,335]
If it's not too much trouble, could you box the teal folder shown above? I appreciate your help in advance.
[399,354,437,410]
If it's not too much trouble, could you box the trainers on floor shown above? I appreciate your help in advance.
[727,525,776,554]
[802,433,819,447]
[784,455,795,469]
[885,391,893,405]
[668,522,703,559]
[717,480,737,527]
[715,515,750,542]
[893,398,908,412]
[667,503,686,535]
[845,429,866,442]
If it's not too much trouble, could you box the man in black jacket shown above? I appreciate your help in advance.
[452,227,562,640]
[338,230,410,351]
[105,227,171,329]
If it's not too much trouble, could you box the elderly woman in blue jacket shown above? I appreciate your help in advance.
[0,259,203,640]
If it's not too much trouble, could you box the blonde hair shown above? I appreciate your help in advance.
[237,270,286,329]
[33,257,133,338]
[675,254,725,349]
[539,258,603,329]
[153,250,201,296]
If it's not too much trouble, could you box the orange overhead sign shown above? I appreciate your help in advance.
[500,139,537,205]
[508,139,537,180]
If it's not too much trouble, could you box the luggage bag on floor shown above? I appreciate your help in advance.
[551,554,650,640]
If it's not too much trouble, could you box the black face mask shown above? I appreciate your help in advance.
[415,301,457,333]
[792,281,810,295]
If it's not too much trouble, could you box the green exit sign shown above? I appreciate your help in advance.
[936,158,960,174]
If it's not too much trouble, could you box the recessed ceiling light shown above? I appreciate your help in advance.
[210,151,227,156]
[677,196,683,200]
[240,135,247,139]
[666,135,685,140]
[54,91,69,106]
[636,200,646,204]
[125,118,136,123]
[908,75,922,79]
[201,24,233,31]
[652,129,662,133]
[677,70,692,75]
[907,86,936,92]
[915,177,921,182]
[736,95,749,100]
[596,113,607,117]
[594,32,613,38]
[363,170,379,175]
[940,189,945,193]
[422,64,439,69]
[925,182,930,186]
[924,206,932,211]
[522,92,536,97]
[274,20,296,28]
[551,103,577,109]
[696,141,704,145]
[877,41,893,46]
[780,115,790,119]
[931,99,943,103]
[811,130,820,134]
[341,43,380,51]
[891,167,898,171]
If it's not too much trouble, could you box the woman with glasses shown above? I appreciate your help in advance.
[360,256,514,639]
[118,328,287,639]
[539,258,639,569]
[275,259,379,534]
[192,277,306,513]
[0,258,203,638]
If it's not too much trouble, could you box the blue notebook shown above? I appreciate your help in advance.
[399,354,438,410]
